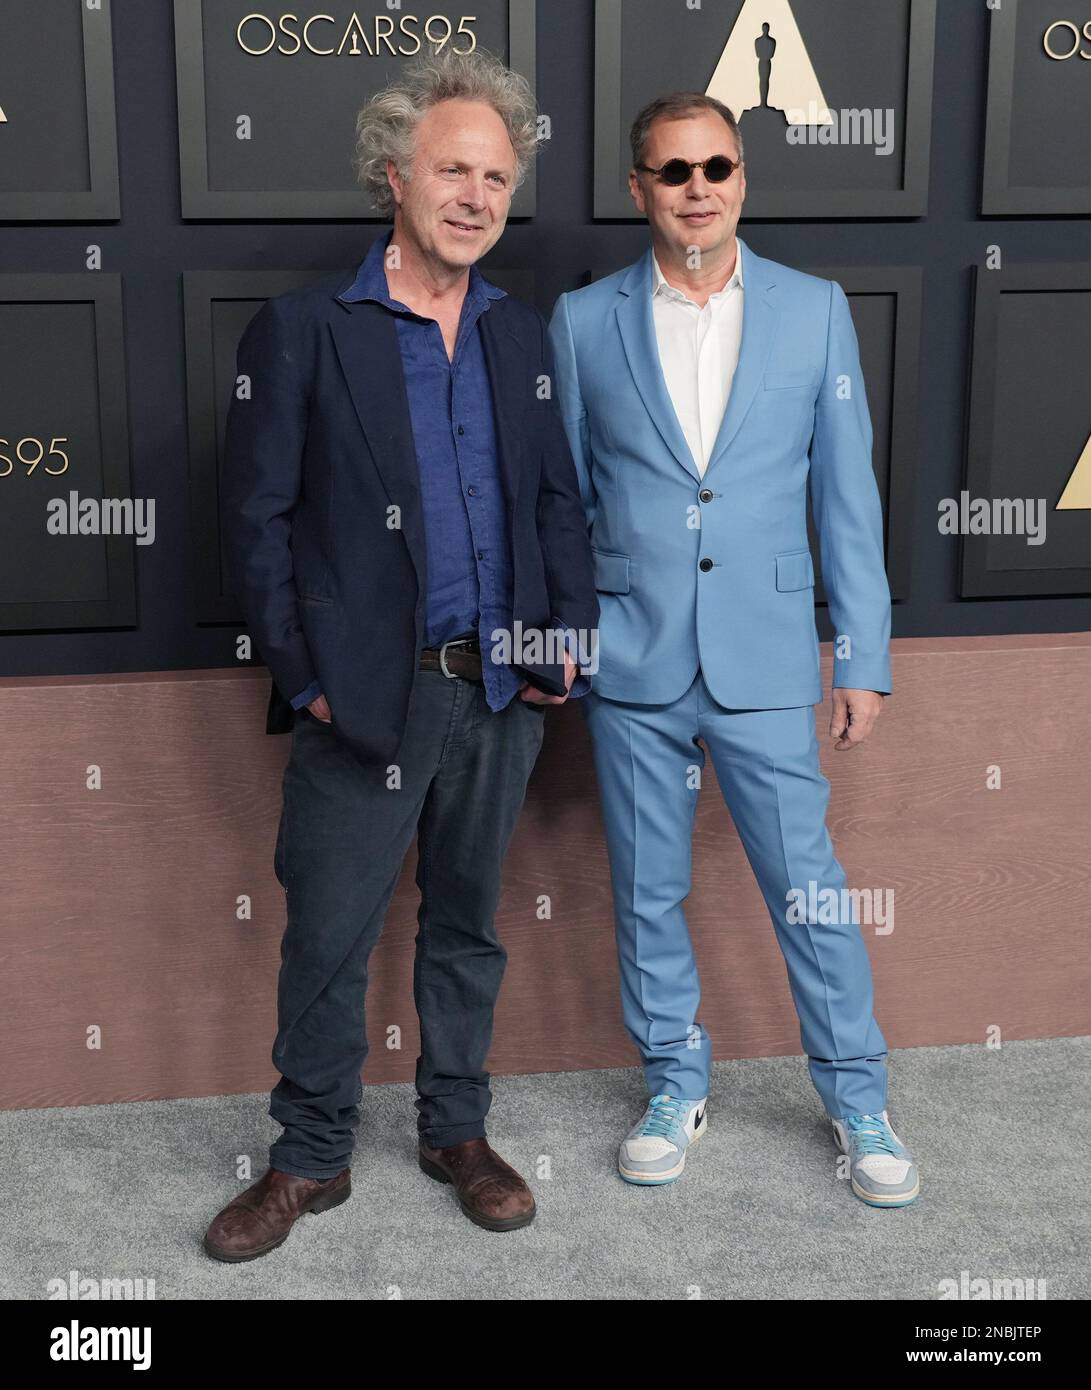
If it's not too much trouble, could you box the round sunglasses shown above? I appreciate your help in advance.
[635,155,740,186]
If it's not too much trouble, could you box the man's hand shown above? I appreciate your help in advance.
[829,688,884,750]
[518,649,577,705]
[306,693,333,723]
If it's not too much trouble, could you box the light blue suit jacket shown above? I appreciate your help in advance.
[548,236,892,708]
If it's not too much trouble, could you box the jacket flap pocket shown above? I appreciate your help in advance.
[775,549,815,591]
[592,548,630,594]
[763,369,820,391]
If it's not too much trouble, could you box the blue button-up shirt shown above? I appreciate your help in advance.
[292,231,521,712]
[290,232,586,713]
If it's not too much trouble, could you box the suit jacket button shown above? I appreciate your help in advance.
[699,489,713,503]
[699,558,714,572]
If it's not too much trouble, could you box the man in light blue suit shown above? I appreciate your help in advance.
[550,92,919,1206]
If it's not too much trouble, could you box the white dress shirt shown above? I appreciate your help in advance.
[651,246,744,478]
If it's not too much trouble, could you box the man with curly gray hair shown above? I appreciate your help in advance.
[353,46,539,221]
[211,48,598,1259]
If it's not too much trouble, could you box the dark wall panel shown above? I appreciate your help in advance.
[1,0,1088,676]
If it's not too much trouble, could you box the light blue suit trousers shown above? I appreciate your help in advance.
[582,671,888,1119]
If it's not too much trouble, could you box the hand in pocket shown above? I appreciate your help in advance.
[307,694,332,724]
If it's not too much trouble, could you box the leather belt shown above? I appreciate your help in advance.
[419,635,483,682]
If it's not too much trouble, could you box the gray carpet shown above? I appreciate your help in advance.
[2,1037,1086,1300]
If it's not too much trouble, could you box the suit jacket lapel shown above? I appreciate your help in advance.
[479,301,525,516]
[703,237,779,477]
[329,294,427,591]
[615,251,701,484]
[329,282,527,595]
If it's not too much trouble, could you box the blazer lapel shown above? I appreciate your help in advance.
[615,251,701,484]
[329,275,528,599]
[703,237,779,477]
[329,291,426,591]
[478,301,526,516]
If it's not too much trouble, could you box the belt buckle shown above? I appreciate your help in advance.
[438,638,465,678]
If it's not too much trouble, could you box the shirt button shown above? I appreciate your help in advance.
[457,425,465,435]
[699,558,714,572]
[467,486,477,496]
[699,489,713,503]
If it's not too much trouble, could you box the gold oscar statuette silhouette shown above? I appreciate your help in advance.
[706,0,833,126]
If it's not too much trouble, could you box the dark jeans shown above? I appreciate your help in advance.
[267,667,546,1178]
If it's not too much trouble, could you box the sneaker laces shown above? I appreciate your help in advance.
[845,1112,900,1157]
[636,1095,688,1139]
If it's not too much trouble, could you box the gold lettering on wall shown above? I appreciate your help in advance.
[236,12,478,57]
[0,438,72,477]
[1042,20,1091,59]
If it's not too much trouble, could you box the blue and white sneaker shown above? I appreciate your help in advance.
[832,1109,920,1207]
[618,1094,707,1185]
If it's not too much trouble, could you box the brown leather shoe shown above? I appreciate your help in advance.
[202,1166,351,1262]
[418,1137,536,1232]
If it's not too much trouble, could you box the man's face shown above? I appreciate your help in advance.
[387,98,517,273]
[628,111,746,263]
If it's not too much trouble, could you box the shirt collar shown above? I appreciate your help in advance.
[652,242,744,303]
[337,228,506,314]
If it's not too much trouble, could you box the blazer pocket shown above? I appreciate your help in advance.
[297,592,334,605]
[591,547,630,594]
[775,548,815,591]
[763,369,820,391]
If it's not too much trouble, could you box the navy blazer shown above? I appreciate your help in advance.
[221,267,598,768]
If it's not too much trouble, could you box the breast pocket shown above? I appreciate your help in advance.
[763,369,821,392]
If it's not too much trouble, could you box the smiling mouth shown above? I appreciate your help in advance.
[446,220,483,232]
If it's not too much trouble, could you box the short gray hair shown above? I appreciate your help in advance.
[630,92,744,171]
[353,48,539,217]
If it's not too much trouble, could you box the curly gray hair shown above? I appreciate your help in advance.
[353,48,539,217]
